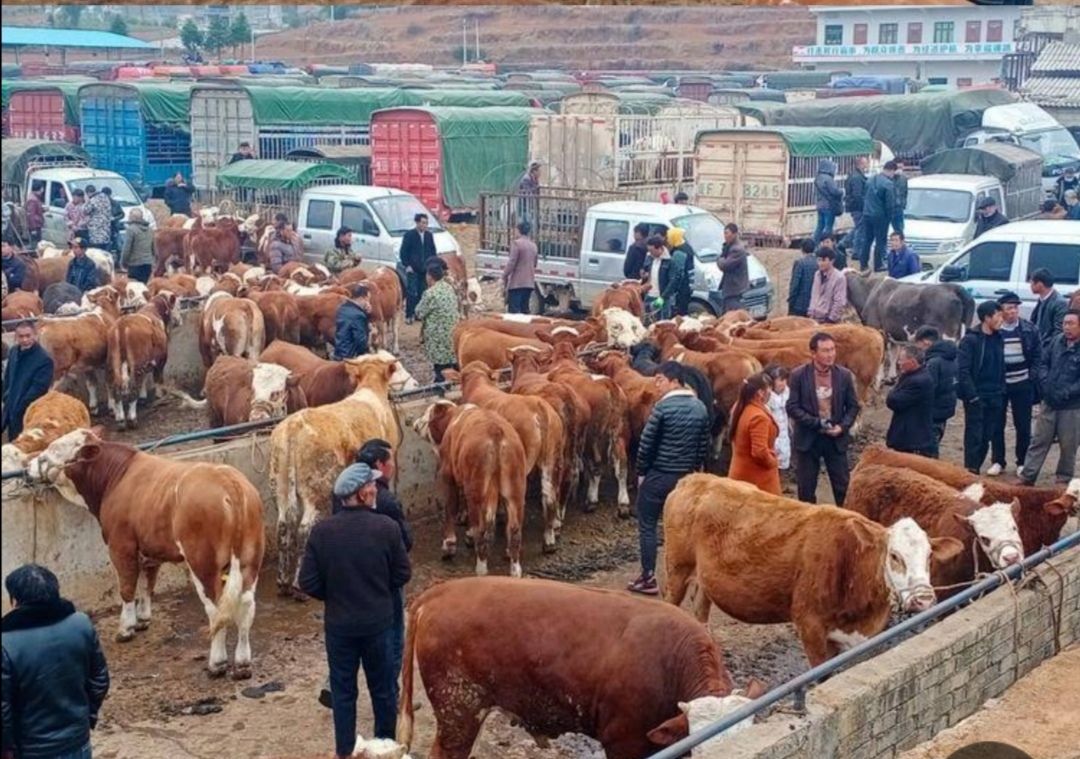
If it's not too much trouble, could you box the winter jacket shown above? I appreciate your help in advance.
[863,173,896,219]
[886,365,936,453]
[333,300,370,361]
[324,244,360,274]
[808,267,848,324]
[416,279,459,366]
[298,506,411,636]
[65,254,98,293]
[661,248,691,302]
[1,254,27,292]
[786,363,861,453]
[25,195,44,232]
[787,253,817,317]
[957,329,1006,402]
[163,183,194,216]
[266,235,301,273]
[120,219,155,269]
[814,160,844,215]
[1037,334,1080,411]
[973,210,1009,239]
[886,245,920,279]
[893,172,909,210]
[84,193,113,246]
[1000,318,1042,391]
[1068,203,1080,221]
[333,481,414,554]
[1031,289,1068,348]
[728,400,782,495]
[624,241,648,280]
[504,235,538,291]
[817,243,847,271]
[924,340,959,423]
[1055,174,1079,203]
[399,228,437,274]
[718,241,750,298]
[844,168,867,214]
[2,600,110,759]
[1,342,54,438]
[636,389,712,474]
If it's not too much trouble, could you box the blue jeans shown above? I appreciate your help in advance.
[55,741,93,759]
[636,471,684,576]
[325,626,397,756]
[813,210,835,244]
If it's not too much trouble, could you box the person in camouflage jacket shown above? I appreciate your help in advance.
[415,259,460,383]
[324,226,361,274]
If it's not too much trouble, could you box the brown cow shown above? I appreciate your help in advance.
[0,391,90,473]
[245,290,301,344]
[199,292,266,368]
[106,293,180,429]
[186,216,242,274]
[33,255,67,294]
[846,465,1024,599]
[455,325,548,372]
[295,292,347,349]
[414,401,528,575]
[259,340,419,407]
[363,266,404,354]
[663,475,962,666]
[148,273,199,299]
[591,281,648,318]
[398,577,764,759]
[587,350,663,455]
[452,314,582,350]
[757,316,819,332]
[209,271,246,296]
[445,362,565,550]
[1,290,43,321]
[439,252,484,315]
[29,428,265,678]
[171,356,307,427]
[858,445,1078,554]
[38,286,122,413]
[153,228,189,276]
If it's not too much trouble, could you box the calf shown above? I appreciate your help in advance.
[295,292,347,350]
[455,325,548,373]
[415,401,527,576]
[199,292,266,368]
[591,281,648,318]
[398,577,763,759]
[34,256,68,294]
[1,391,89,473]
[847,465,1024,598]
[38,286,122,413]
[153,228,189,276]
[1,290,43,321]
[260,340,419,407]
[587,350,662,456]
[451,314,580,347]
[148,274,199,299]
[106,293,180,429]
[663,474,962,666]
[246,290,301,344]
[594,306,647,348]
[186,216,242,273]
[173,356,307,427]
[364,266,404,354]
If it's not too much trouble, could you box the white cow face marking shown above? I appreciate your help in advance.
[29,428,97,482]
[370,350,419,391]
[681,694,756,737]
[2,444,29,473]
[602,307,646,348]
[678,317,706,334]
[250,363,293,421]
[466,277,484,309]
[884,517,937,612]
[964,501,1024,568]
[124,282,149,309]
[195,276,216,296]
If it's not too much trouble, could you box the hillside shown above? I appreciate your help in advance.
[256,5,817,71]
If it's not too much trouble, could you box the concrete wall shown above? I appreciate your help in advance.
[704,545,1080,759]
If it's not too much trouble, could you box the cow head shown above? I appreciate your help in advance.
[413,399,457,447]
[585,349,630,376]
[601,307,647,348]
[2,443,30,474]
[368,350,419,393]
[646,680,768,748]
[953,485,1024,569]
[122,281,150,309]
[342,354,402,398]
[883,517,962,613]
[536,325,595,349]
[157,291,182,328]
[26,426,106,509]
[464,277,484,314]
[506,345,552,377]
[249,362,298,422]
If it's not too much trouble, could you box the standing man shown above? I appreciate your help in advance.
[65,189,88,237]
[886,231,920,279]
[83,184,113,251]
[1055,166,1078,204]
[891,160,908,235]
[2,564,110,759]
[65,236,99,294]
[24,182,45,247]
[1,243,27,293]
[813,159,843,244]
[628,361,711,595]
[517,160,541,224]
[857,160,896,273]
[623,222,650,281]
[717,223,749,314]
[816,232,846,270]
[415,260,460,384]
[989,291,1040,477]
[2,320,54,440]
[807,248,847,324]
[673,191,689,205]
[1020,309,1080,486]
[400,213,437,324]
[229,141,255,164]
[973,196,1009,239]
[643,234,672,319]
[786,332,861,505]
[163,174,194,218]
[119,208,155,284]
[957,301,1006,475]
[843,155,868,262]
[1029,268,1068,348]
[102,187,124,255]
[299,463,411,759]
[663,227,693,317]
[266,214,302,273]
[333,284,371,361]
[788,239,818,317]
[885,345,936,457]
[915,325,958,458]
[503,221,538,315]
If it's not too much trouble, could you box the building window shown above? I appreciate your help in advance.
[853,24,868,45]
[934,21,954,44]
[908,22,923,44]
[957,78,973,87]
[928,77,948,86]
[879,23,898,45]
[824,24,843,46]
[966,21,982,43]
[987,20,1004,42]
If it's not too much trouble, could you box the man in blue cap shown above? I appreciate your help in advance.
[299,462,411,759]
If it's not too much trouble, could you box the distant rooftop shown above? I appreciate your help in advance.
[1,26,155,50]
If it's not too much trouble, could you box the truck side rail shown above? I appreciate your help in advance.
[479,188,626,261]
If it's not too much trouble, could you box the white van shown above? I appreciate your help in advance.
[902,220,1078,320]
[31,168,155,247]
[903,175,1012,269]
[296,185,461,268]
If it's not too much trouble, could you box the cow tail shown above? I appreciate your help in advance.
[208,551,243,638]
[396,598,419,748]
[163,385,208,409]
[955,285,976,335]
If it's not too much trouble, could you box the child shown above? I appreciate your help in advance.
[764,364,791,474]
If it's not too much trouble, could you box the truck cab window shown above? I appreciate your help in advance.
[592,219,629,253]
[1027,243,1080,286]
[49,182,69,208]
[342,203,378,237]
[305,199,335,230]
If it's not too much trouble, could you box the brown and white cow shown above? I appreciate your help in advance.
[398,577,764,759]
[171,356,307,427]
[587,350,663,455]
[105,292,181,429]
[148,273,199,299]
[846,465,1024,599]
[199,291,266,368]
[269,355,402,595]
[1,290,43,321]
[363,266,404,354]
[414,401,528,576]
[152,228,189,276]
[28,428,265,678]
[454,325,548,373]
[186,216,243,274]
[38,286,122,413]
[259,340,418,407]
[663,475,962,666]
[439,252,484,316]
[591,281,648,318]
[593,306,648,349]
[1,391,90,474]
[245,290,301,345]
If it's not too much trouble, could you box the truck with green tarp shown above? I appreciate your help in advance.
[206,158,355,219]
[2,77,94,143]
[693,126,876,245]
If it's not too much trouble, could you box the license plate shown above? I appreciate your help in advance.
[750,304,768,319]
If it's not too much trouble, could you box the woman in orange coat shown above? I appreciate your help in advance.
[727,372,782,495]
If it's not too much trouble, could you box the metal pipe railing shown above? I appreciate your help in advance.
[648,528,1080,759]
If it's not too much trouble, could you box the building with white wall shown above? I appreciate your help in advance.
[793,5,1025,86]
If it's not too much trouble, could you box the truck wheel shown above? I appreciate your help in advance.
[528,288,545,315]
[688,299,717,318]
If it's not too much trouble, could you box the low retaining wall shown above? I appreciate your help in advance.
[709,544,1080,759]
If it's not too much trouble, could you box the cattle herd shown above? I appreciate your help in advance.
[3,257,1079,756]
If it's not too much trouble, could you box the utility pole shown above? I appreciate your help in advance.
[462,19,468,65]
[475,18,480,62]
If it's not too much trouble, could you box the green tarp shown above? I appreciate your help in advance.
[695,126,874,158]
[214,159,355,190]
[2,139,90,188]
[920,143,1043,183]
[242,86,418,126]
[762,71,840,91]
[78,82,195,128]
[735,89,1018,158]
[407,89,534,108]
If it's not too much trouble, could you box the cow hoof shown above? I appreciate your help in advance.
[584,502,599,514]
[542,542,558,555]
[231,664,253,681]
[463,534,475,549]
[617,506,631,519]
[134,619,151,631]
[207,663,228,679]
[115,629,136,643]
[289,587,308,603]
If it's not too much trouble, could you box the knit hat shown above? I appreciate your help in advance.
[332,463,379,498]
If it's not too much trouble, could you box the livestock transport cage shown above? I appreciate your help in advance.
[285,145,372,185]
[370,106,540,220]
[2,139,91,204]
[77,82,195,195]
[532,92,743,201]
[205,159,355,221]
[693,126,875,246]
[3,78,93,144]
[919,143,1044,222]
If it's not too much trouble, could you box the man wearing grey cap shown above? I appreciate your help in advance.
[299,462,411,759]
[973,196,1009,239]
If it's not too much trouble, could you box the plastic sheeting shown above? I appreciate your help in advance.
[244,86,417,126]
[695,126,874,158]
[77,82,195,128]
[214,159,354,190]
[2,138,90,188]
[920,143,1043,183]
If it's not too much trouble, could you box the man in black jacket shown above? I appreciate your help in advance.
[2,320,54,439]
[1020,309,1080,486]
[990,292,1041,477]
[786,332,861,505]
[957,301,1006,475]
[717,223,750,314]
[399,213,438,323]
[623,223,650,280]
[915,325,958,458]
[332,284,371,361]
[788,239,818,317]
[856,161,897,273]
[844,156,868,263]
[299,463,411,758]
[973,196,1009,239]
[885,345,936,457]
[1029,268,1068,348]
[629,362,711,596]
[2,564,110,759]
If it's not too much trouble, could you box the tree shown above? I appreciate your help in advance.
[180,19,203,56]
[109,15,129,37]
[205,16,231,58]
[283,7,301,29]
[57,4,83,28]
[229,13,252,57]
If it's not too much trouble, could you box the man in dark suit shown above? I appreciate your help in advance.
[785,331,861,505]
[399,213,438,323]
